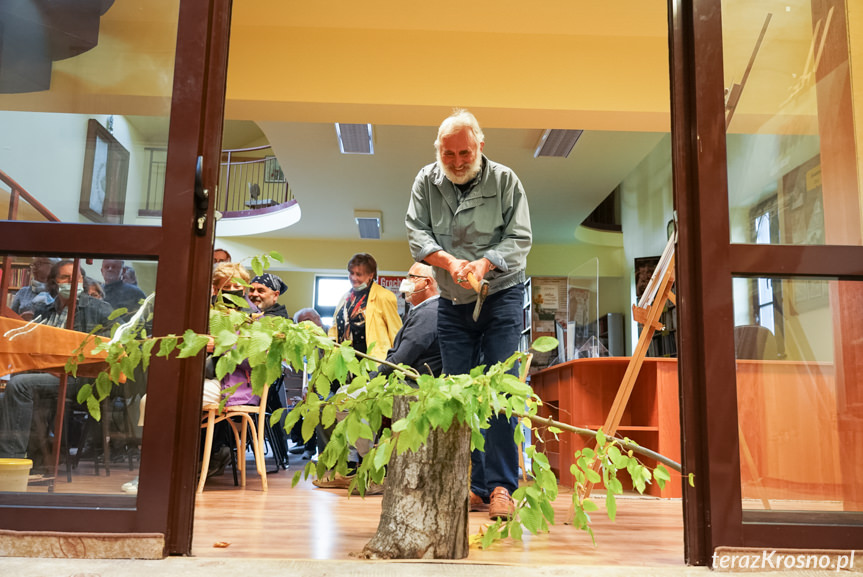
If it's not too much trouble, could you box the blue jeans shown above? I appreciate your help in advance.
[438,284,524,499]
[0,373,61,459]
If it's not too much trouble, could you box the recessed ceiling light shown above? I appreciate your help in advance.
[354,210,382,239]
[335,123,374,154]
[534,129,583,158]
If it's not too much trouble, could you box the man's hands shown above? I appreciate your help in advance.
[425,251,493,290]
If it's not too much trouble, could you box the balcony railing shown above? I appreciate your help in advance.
[139,145,293,217]
[218,145,293,216]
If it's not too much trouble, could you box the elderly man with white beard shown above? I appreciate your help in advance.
[405,109,532,521]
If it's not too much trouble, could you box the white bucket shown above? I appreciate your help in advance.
[0,458,32,492]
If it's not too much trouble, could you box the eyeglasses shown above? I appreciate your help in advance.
[407,274,429,280]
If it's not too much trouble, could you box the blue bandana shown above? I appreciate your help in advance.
[251,273,287,295]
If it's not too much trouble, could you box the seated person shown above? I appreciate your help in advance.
[0,260,115,460]
[248,273,289,318]
[10,257,59,321]
[101,259,145,319]
[83,276,105,300]
[380,263,442,378]
[203,262,260,479]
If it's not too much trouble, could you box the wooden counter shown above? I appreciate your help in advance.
[530,356,844,503]
[529,357,681,498]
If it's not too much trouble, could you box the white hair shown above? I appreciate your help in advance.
[434,108,484,150]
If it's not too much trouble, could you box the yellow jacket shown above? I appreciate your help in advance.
[329,282,402,360]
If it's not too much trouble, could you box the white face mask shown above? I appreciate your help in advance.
[398,279,415,294]
[353,282,368,292]
[57,282,83,300]
[30,279,47,293]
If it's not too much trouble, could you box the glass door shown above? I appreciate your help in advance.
[0,0,231,554]
[671,0,863,564]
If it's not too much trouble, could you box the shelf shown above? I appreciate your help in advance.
[530,357,681,498]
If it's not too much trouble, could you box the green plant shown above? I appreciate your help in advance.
[66,256,689,551]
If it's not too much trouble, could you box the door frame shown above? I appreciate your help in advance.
[0,0,232,555]
[670,0,863,565]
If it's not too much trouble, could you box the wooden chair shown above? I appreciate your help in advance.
[197,382,270,494]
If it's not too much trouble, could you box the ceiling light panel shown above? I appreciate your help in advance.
[354,210,382,239]
[534,129,583,158]
[336,123,374,154]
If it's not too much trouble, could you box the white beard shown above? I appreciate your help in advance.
[436,152,482,185]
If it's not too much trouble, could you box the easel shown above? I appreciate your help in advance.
[565,232,772,513]
[576,234,677,506]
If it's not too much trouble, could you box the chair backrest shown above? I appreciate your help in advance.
[733,324,778,360]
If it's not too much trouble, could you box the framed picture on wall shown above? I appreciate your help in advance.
[264,155,286,183]
[79,119,130,223]
[634,256,661,299]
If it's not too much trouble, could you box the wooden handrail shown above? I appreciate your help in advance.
[0,168,61,318]
[0,168,62,222]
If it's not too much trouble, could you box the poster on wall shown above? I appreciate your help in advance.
[378,274,408,318]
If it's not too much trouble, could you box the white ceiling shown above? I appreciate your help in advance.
[237,122,665,245]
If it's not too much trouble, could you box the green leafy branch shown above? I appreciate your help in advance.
[66,275,690,549]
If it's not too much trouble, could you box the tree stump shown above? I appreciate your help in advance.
[360,397,472,559]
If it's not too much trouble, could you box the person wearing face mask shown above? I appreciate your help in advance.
[10,257,59,321]
[0,260,115,461]
[379,263,442,378]
[328,253,402,361]
[201,262,261,481]
[314,254,401,490]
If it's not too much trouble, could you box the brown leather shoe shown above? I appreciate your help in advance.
[312,473,354,489]
[488,486,515,520]
[469,490,489,512]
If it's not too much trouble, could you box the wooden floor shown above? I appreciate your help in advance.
[192,454,686,566]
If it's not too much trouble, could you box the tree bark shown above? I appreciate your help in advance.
[360,397,471,559]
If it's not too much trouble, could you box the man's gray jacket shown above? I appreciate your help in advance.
[405,156,531,304]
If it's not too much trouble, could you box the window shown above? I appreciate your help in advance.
[314,275,350,331]
[750,198,785,356]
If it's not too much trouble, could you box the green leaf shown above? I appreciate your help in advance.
[108,307,129,321]
[531,336,558,353]
[654,464,671,483]
[481,523,500,549]
[76,383,93,405]
[595,428,606,447]
[157,336,178,358]
[301,408,319,442]
[269,250,284,262]
[251,256,263,277]
[249,330,273,357]
[510,520,523,541]
[221,292,248,308]
[213,330,238,355]
[372,440,394,471]
[605,492,617,521]
[321,404,337,428]
[585,468,601,483]
[86,395,101,421]
[177,330,210,358]
[141,338,157,372]
[269,408,285,427]
[582,499,599,512]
